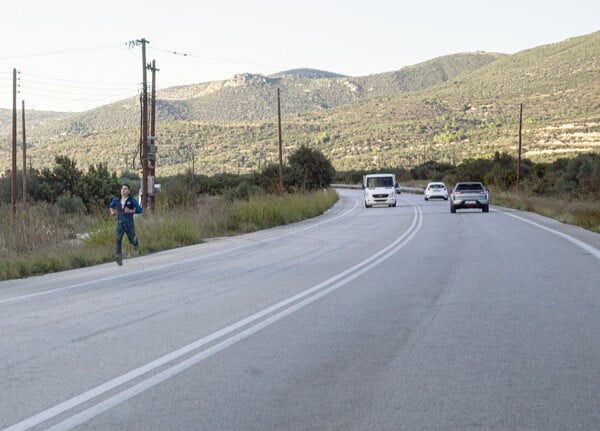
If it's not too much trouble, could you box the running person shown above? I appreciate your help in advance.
[109,183,142,265]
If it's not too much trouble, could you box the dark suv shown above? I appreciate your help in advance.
[450,182,489,213]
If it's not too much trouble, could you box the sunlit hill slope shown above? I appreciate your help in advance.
[0,31,599,176]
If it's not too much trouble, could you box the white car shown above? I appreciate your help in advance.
[424,182,448,200]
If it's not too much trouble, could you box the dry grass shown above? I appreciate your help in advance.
[0,203,86,258]
[492,191,600,233]
[0,189,339,281]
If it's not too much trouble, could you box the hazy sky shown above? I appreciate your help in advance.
[1,0,598,112]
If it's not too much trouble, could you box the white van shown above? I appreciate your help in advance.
[363,173,398,208]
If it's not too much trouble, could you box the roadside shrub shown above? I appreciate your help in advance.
[254,163,290,194]
[410,160,453,181]
[453,157,493,182]
[223,182,265,201]
[484,169,516,191]
[288,145,336,191]
[56,193,87,214]
[158,179,199,209]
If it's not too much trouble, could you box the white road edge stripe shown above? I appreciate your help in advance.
[499,209,600,260]
[3,200,421,431]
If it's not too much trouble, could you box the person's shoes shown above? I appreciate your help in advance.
[116,254,123,266]
[134,243,139,252]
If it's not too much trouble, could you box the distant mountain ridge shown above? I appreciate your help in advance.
[0,32,599,176]
[0,51,501,136]
[268,68,348,79]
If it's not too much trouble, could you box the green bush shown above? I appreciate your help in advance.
[288,145,336,191]
[223,182,265,202]
[56,193,87,214]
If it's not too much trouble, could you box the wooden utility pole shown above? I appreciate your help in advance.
[138,93,143,170]
[128,39,151,206]
[140,39,149,209]
[22,100,27,206]
[517,103,523,195]
[126,38,151,208]
[11,69,17,217]
[148,59,158,210]
[277,88,283,194]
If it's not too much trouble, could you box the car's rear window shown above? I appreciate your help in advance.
[456,183,484,191]
[429,184,444,189]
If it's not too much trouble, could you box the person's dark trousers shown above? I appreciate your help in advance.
[116,220,139,256]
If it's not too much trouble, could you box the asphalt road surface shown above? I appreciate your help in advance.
[1,189,599,431]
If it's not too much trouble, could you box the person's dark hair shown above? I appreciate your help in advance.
[122,183,131,190]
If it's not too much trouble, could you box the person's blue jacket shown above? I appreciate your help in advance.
[109,196,142,224]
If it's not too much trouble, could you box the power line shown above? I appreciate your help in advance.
[148,45,281,69]
[0,44,142,111]
[2,70,142,111]
[22,72,138,88]
[21,83,136,98]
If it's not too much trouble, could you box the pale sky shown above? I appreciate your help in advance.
[1,0,598,112]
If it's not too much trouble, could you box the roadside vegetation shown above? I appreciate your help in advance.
[1,147,597,281]
[0,146,337,281]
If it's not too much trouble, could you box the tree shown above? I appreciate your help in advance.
[254,163,289,194]
[37,156,82,203]
[80,163,121,213]
[288,145,335,191]
[23,156,121,213]
[453,157,493,183]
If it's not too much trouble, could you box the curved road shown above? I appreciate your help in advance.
[1,189,599,430]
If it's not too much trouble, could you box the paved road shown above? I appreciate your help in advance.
[1,189,599,430]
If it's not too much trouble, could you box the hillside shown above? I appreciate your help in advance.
[0,33,599,177]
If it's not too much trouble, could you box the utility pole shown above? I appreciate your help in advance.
[11,69,17,217]
[277,88,283,194]
[148,59,159,210]
[141,39,149,209]
[22,100,27,206]
[128,38,150,208]
[517,103,523,195]
[137,93,143,170]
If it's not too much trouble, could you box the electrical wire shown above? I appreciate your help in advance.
[0,44,142,111]
[148,45,282,69]
[4,70,142,111]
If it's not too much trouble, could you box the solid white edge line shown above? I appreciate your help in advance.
[498,209,600,260]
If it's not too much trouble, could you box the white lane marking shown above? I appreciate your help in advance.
[4,199,419,431]
[499,209,600,261]
[0,195,360,306]
[0,274,130,305]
